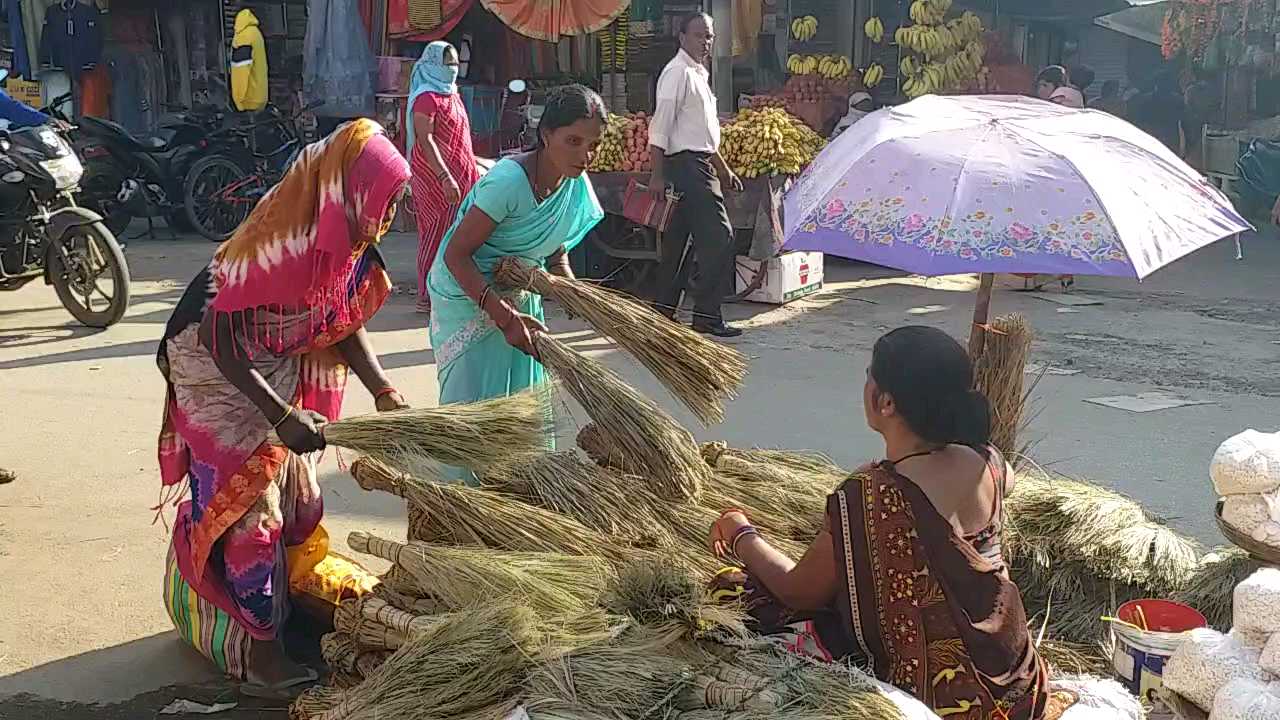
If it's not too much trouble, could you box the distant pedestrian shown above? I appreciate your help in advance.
[648,12,744,338]
[1036,65,1083,108]
[1090,80,1127,117]
[1068,65,1095,99]
[1130,74,1185,155]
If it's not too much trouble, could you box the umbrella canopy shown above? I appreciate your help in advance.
[480,0,628,41]
[783,95,1251,280]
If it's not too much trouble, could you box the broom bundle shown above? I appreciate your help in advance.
[536,335,707,501]
[525,625,697,719]
[351,457,634,562]
[495,257,747,425]
[700,442,846,479]
[481,451,672,540]
[320,632,359,674]
[321,388,553,476]
[353,650,391,679]
[370,580,441,615]
[724,642,902,720]
[972,313,1036,464]
[576,423,635,472]
[291,685,349,720]
[603,556,746,634]
[1173,546,1263,630]
[350,531,613,616]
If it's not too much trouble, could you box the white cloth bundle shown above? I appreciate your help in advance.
[1163,628,1268,711]
[1211,678,1280,720]
[1212,430,1280,496]
[1235,568,1280,634]
[1051,675,1144,720]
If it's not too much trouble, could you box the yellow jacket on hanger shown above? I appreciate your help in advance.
[231,9,268,111]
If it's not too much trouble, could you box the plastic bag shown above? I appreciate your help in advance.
[1163,628,1267,711]
[1262,633,1280,676]
[1235,568,1280,634]
[1211,430,1280,496]
[1211,678,1280,720]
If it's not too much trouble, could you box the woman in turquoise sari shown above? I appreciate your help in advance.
[427,84,606,480]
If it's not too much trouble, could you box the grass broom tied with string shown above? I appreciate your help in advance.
[972,313,1038,465]
[320,387,554,476]
[349,531,613,615]
[291,685,349,720]
[495,257,748,425]
[576,422,636,473]
[350,457,637,562]
[536,334,708,501]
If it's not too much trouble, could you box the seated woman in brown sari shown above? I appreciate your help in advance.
[708,326,1050,720]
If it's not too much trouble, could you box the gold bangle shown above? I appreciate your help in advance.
[272,405,295,429]
[478,285,493,310]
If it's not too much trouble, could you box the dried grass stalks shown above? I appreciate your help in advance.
[603,556,745,634]
[350,531,613,615]
[291,685,348,720]
[496,258,747,425]
[536,335,707,501]
[1173,546,1264,630]
[481,452,670,540]
[323,387,553,475]
[1005,466,1201,642]
[972,313,1035,464]
[352,457,632,562]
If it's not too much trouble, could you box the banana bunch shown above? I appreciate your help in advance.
[862,63,884,88]
[588,114,628,172]
[908,0,946,26]
[791,15,818,42]
[720,107,826,179]
[864,16,884,43]
[786,54,817,75]
[817,55,853,80]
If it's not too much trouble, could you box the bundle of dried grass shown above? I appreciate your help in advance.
[333,596,406,651]
[317,604,548,720]
[972,313,1036,464]
[536,335,707,501]
[603,557,745,635]
[525,625,697,719]
[353,650,391,679]
[726,641,902,720]
[370,580,441,615]
[359,596,431,635]
[323,388,553,476]
[1174,546,1264,630]
[481,451,671,540]
[1005,467,1201,641]
[291,685,348,720]
[351,458,631,561]
[321,632,359,674]
[700,442,845,478]
[496,258,747,425]
[1037,639,1109,676]
[576,423,634,472]
[350,532,614,615]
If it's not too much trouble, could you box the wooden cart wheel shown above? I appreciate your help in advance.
[725,257,767,303]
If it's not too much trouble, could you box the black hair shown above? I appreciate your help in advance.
[1068,65,1095,91]
[1101,79,1120,97]
[1036,65,1068,88]
[869,326,991,448]
[680,12,711,35]
[536,84,608,149]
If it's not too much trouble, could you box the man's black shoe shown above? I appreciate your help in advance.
[693,321,743,338]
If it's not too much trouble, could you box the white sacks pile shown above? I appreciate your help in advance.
[1164,568,1280,714]
[1212,430,1280,548]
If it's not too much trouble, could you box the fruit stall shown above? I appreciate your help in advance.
[583,107,825,302]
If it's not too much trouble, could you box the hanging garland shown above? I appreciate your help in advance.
[1162,0,1221,64]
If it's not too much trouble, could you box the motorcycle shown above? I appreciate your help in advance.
[0,79,131,327]
[48,95,230,238]
[499,79,543,155]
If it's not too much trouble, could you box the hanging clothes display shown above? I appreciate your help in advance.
[304,0,376,119]
[480,0,627,42]
[230,9,268,112]
[39,0,103,77]
[407,0,441,31]
[387,0,470,41]
[3,0,33,79]
[731,0,762,57]
[78,63,109,116]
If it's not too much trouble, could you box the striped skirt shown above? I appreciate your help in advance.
[163,542,251,680]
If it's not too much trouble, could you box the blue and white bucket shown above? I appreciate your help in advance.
[1110,599,1207,704]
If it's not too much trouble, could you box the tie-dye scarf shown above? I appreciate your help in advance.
[157,121,410,587]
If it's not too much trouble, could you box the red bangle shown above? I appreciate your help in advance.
[374,387,399,400]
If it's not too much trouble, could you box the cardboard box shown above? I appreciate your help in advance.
[3,78,41,107]
[736,251,823,305]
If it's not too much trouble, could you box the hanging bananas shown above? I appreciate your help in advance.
[862,64,884,88]
[895,6,987,98]
[788,53,852,79]
[863,16,884,44]
[790,15,818,42]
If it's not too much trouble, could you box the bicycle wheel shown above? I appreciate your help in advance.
[184,155,255,242]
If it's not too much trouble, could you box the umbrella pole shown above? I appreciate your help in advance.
[968,273,995,358]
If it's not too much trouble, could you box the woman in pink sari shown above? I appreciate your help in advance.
[157,120,410,699]
[408,41,479,314]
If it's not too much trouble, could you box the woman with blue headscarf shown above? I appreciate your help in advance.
[408,41,478,315]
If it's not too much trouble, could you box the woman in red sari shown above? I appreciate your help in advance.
[708,326,1055,719]
[157,120,410,699]
[408,41,479,314]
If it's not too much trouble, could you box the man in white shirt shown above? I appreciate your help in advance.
[648,13,744,338]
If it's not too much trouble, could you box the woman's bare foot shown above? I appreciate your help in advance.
[242,638,316,699]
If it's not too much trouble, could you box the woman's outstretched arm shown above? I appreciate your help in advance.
[711,511,839,611]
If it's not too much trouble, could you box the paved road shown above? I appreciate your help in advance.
[0,226,1276,716]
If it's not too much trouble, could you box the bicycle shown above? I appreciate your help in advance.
[182,101,323,242]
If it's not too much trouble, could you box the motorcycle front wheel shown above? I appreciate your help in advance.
[49,221,131,328]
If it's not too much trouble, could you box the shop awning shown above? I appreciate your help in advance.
[1093,1,1168,45]
[479,0,630,41]
[959,0,1165,21]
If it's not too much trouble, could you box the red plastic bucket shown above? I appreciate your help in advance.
[1111,599,1207,702]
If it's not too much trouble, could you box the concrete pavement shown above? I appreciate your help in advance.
[0,226,1277,714]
